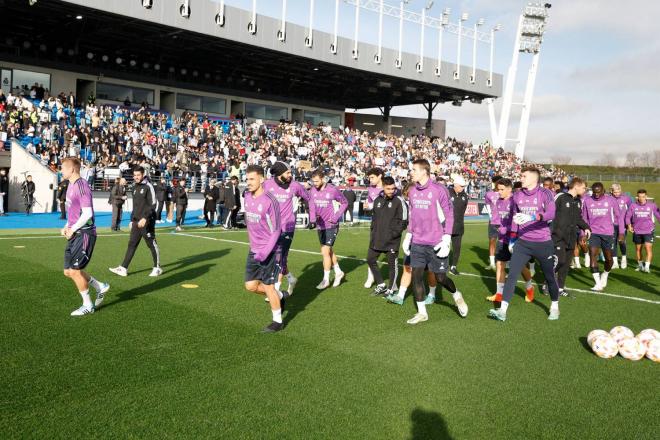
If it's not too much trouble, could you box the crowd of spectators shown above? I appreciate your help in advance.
[0,88,567,199]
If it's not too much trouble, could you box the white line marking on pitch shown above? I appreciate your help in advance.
[174,232,660,305]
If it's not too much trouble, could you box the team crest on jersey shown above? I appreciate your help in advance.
[286,188,290,193]
[428,192,432,199]
[140,189,145,194]
[326,194,330,199]
[257,204,263,212]
[566,202,570,208]
[388,202,392,208]
[533,198,538,205]
[376,202,382,208]
[451,197,455,202]
[604,202,608,207]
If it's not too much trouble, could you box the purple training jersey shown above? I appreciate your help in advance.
[491,196,514,242]
[510,185,555,242]
[625,201,660,235]
[612,194,631,224]
[264,179,309,233]
[408,179,454,246]
[367,185,383,206]
[309,183,349,230]
[581,194,624,236]
[485,190,499,224]
[66,178,96,233]
[244,190,281,261]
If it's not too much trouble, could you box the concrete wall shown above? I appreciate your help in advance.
[350,113,446,138]
[8,140,58,213]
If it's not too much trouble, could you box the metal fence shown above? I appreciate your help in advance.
[577,174,659,183]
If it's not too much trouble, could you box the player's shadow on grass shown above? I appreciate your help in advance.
[578,336,591,352]
[286,258,363,325]
[409,407,454,440]
[613,273,659,296]
[104,249,230,308]
[130,249,231,275]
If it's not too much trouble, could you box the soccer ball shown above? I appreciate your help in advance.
[646,339,660,363]
[591,335,618,359]
[587,329,610,347]
[636,329,660,349]
[618,337,646,361]
[609,326,634,345]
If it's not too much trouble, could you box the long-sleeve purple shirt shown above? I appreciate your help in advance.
[491,196,514,242]
[510,186,555,242]
[367,185,383,206]
[66,178,96,233]
[485,190,500,224]
[309,183,349,230]
[408,179,454,246]
[612,194,632,225]
[625,201,660,235]
[244,190,281,261]
[581,194,624,235]
[263,179,309,233]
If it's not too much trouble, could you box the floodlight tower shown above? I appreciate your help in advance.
[492,3,551,159]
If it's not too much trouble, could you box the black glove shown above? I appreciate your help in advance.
[308,222,317,230]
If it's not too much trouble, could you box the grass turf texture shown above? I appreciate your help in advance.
[1,224,659,439]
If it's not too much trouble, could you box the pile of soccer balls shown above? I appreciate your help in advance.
[588,327,659,361]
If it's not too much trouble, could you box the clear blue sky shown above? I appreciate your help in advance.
[218,0,659,164]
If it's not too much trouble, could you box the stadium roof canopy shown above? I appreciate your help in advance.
[2,0,503,112]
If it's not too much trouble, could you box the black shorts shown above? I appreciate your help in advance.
[495,241,512,262]
[589,233,615,251]
[318,227,339,247]
[633,233,654,244]
[277,231,294,271]
[244,250,281,285]
[64,229,96,270]
[488,224,499,239]
[409,244,448,274]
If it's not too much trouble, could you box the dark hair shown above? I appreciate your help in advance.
[554,180,565,191]
[497,178,513,188]
[492,175,502,184]
[367,167,384,177]
[543,177,554,184]
[521,167,540,180]
[382,176,395,186]
[311,168,325,179]
[230,176,239,181]
[412,158,430,174]
[568,177,585,189]
[134,166,145,174]
[637,189,647,194]
[592,182,604,191]
[246,165,264,176]
[513,181,523,190]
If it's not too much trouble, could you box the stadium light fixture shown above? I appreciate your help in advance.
[179,0,190,18]
[75,15,83,20]
[143,62,150,69]
[277,0,287,41]
[416,3,433,73]
[141,0,153,9]
[487,23,501,87]
[469,18,485,84]
[394,1,407,68]
[330,0,339,54]
[86,52,94,60]
[305,0,314,47]
[39,44,47,52]
[434,8,450,76]
[115,57,122,64]
[453,12,468,80]
[247,0,257,34]
[29,0,38,6]
[215,0,225,26]
[154,63,160,70]
[67,48,75,56]
[102,54,109,62]
[352,1,360,59]
[129,60,137,67]
[374,0,383,64]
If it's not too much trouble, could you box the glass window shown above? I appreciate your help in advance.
[177,94,226,114]
[11,69,51,93]
[97,82,154,105]
[246,102,287,121]
[304,111,341,127]
[201,96,226,114]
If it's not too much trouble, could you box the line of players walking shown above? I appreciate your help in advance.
[58,156,658,332]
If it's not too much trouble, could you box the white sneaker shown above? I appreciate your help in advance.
[574,262,582,269]
[453,291,468,318]
[364,270,374,288]
[621,257,627,269]
[109,266,127,277]
[175,226,182,232]
[71,304,94,316]
[287,275,297,295]
[591,283,603,292]
[149,267,163,277]
[333,271,345,287]
[94,282,110,308]
[611,261,619,269]
[316,279,330,290]
[584,255,590,267]
[600,273,609,288]
[406,313,429,325]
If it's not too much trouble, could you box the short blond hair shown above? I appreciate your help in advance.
[62,157,81,172]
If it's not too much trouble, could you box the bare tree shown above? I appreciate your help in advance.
[653,149,660,170]
[596,153,617,167]
[625,152,640,168]
[638,151,652,168]
[551,155,572,165]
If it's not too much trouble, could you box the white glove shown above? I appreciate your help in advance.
[434,234,452,258]
[402,232,412,256]
[513,213,537,225]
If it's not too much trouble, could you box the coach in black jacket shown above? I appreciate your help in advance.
[111,166,161,276]
[448,176,469,275]
[552,177,591,295]
[203,179,220,227]
[367,176,408,296]
[173,179,189,231]
[56,179,69,219]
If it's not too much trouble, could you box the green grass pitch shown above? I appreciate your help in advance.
[1,223,659,439]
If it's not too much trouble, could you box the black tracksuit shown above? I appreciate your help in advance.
[120,179,160,269]
[154,181,168,221]
[56,180,69,219]
[203,186,220,226]
[449,187,469,268]
[552,192,590,289]
[367,194,408,289]
[174,186,188,226]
